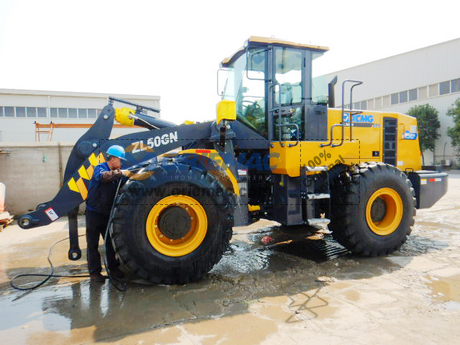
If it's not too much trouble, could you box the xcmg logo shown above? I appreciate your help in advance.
[343,113,374,123]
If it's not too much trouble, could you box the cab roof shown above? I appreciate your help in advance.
[220,36,329,67]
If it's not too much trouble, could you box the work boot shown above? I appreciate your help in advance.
[90,273,106,283]
[109,268,125,280]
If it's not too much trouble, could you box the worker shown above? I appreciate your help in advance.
[86,145,128,282]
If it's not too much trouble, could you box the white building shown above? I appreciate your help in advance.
[0,89,161,142]
[323,38,460,165]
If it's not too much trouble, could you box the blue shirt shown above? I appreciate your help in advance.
[86,162,122,216]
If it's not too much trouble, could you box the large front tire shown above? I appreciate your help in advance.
[110,163,234,284]
[330,163,416,256]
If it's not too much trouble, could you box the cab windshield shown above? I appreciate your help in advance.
[221,48,266,135]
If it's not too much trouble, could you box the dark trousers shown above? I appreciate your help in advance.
[85,210,119,275]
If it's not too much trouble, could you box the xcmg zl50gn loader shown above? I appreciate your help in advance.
[18,37,448,284]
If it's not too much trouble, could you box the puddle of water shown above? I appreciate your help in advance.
[443,301,460,310]
[0,279,195,344]
[212,231,350,279]
[180,312,277,345]
[428,274,460,303]
[286,289,337,321]
[341,289,360,302]
[211,241,299,278]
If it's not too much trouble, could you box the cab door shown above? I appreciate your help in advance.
[269,46,304,143]
[268,46,328,144]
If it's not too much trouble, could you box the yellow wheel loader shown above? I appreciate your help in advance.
[18,37,448,284]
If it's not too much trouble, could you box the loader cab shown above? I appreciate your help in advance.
[219,36,330,142]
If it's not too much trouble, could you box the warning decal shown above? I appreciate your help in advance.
[44,207,59,222]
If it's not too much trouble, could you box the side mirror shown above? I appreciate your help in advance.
[328,75,338,108]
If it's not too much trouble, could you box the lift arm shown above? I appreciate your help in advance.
[17,98,212,260]
[18,122,212,229]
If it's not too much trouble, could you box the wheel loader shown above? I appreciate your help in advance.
[18,36,448,284]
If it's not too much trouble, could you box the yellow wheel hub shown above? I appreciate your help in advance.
[146,195,207,257]
[366,187,403,236]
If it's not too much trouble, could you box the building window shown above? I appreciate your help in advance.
[16,107,26,117]
[27,107,37,117]
[451,78,460,93]
[399,91,408,103]
[382,95,390,107]
[440,81,450,95]
[69,108,78,118]
[391,93,399,105]
[360,101,367,110]
[78,109,87,118]
[5,107,14,117]
[58,108,68,118]
[37,108,47,117]
[409,89,417,101]
[0,106,3,117]
[374,97,382,109]
[353,102,360,109]
[88,109,97,118]
[429,84,439,97]
[367,99,375,110]
[419,86,428,99]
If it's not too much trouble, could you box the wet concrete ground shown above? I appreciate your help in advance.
[1,172,460,344]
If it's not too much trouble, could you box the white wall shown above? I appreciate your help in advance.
[0,142,74,215]
[0,89,161,143]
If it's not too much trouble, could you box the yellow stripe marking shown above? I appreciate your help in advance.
[68,177,79,193]
[78,165,90,180]
[86,165,94,179]
[75,177,88,200]
[98,152,106,163]
[89,153,98,166]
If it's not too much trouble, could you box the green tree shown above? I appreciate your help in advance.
[447,98,460,162]
[408,104,440,165]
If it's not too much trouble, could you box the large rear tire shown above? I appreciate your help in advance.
[110,162,234,284]
[330,163,416,256]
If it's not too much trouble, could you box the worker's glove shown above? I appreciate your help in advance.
[101,169,125,182]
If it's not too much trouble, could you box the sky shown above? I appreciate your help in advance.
[0,0,459,124]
